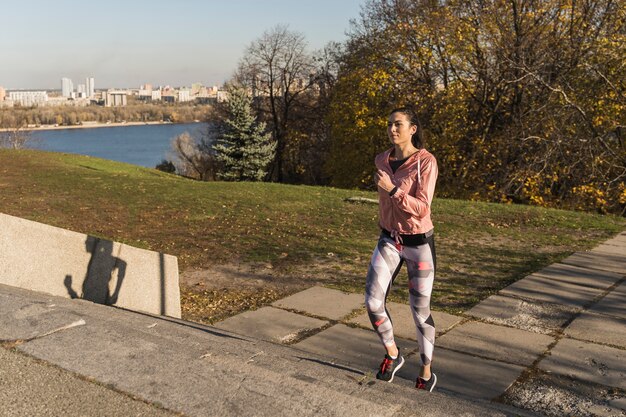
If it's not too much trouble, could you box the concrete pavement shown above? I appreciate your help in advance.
[1,231,625,416]
[0,283,527,417]
[214,231,626,417]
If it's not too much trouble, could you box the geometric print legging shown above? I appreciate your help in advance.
[365,234,436,366]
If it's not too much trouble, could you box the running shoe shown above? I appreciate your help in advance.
[376,354,405,382]
[416,373,437,392]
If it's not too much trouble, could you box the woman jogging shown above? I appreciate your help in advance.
[365,106,438,392]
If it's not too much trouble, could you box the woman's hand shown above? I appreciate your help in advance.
[375,169,395,193]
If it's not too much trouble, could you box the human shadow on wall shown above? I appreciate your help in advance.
[64,236,127,305]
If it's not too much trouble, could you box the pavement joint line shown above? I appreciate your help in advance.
[592,275,626,302]
[264,304,357,345]
[0,344,184,416]
[560,332,626,352]
[440,315,473,337]
[271,304,351,322]
[281,321,336,346]
[432,344,535,369]
[567,274,626,320]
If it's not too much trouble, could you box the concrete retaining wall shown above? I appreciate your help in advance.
[0,213,181,318]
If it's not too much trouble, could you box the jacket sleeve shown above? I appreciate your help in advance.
[390,155,438,219]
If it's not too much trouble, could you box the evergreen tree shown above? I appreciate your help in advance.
[212,88,275,181]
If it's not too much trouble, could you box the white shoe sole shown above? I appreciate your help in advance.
[387,356,405,383]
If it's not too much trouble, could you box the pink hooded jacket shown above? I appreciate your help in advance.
[375,148,438,236]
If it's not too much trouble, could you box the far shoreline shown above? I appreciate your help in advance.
[1,120,204,132]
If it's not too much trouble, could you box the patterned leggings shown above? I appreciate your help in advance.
[365,234,436,366]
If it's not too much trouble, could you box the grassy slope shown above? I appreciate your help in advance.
[2,149,624,319]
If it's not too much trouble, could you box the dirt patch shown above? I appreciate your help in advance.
[504,372,626,417]
[181,262,297,291]
[478,298,580,335]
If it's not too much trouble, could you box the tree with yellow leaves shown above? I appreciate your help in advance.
[328,0,626,213]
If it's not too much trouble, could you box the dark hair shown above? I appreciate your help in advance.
[389,106,424,149]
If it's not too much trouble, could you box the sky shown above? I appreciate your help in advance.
[0,0,365,90]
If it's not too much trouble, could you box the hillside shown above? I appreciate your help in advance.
[1,149,624,323]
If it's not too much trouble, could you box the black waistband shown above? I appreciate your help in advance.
[381,228,434,246]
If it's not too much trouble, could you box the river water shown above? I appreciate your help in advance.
[29,122,209,168]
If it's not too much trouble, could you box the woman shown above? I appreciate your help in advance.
[365,106,438,392]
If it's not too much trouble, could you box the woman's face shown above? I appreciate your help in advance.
[387,112,416,147]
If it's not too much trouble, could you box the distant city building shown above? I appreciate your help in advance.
[141,83,153,92]
[216,90,229,103]
[191,82,204,96]
[105,90,128,107]
[151,90,162,101]
[9,91,49,107]
[136,89,151,101]
[178,89,191,102]
[86,77,95,98]
[0,86,5,101]
[46,96,89,107]
[77,84,86,98]
[61,77,73,97]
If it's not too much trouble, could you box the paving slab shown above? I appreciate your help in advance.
[348,302,462,339]
[293,324,415,372]
[561,251,626,275]
[532,263,622,289]
[598,232,626,247]
[213,306,328,344]
[466,294,578,335]
[436,321,554,366]
[591,242,626,257]
[272,286,363,320]
[564,312,626,348]
[500,274,604,308]
[589,282,626,320]
[397,348,524,401]
[539,338,626,390]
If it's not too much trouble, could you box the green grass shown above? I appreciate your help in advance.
[2,148,624,319]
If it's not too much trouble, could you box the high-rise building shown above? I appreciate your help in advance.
[0,86,5,101]
[61,77,73,97]
[86,77,95,98]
